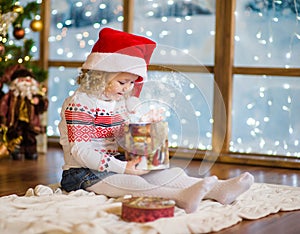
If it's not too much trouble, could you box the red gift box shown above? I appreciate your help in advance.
[121,197,175,222]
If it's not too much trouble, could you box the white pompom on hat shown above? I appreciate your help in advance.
[82,27,156,97]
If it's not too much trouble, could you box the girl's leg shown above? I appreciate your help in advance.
[141,167,199,188]
[203,172,254,204]
[142,167,254,204]
[86,173,217,213]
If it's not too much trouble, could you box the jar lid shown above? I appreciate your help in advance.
[122,197,175,210]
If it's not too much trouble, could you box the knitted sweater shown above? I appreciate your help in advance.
[58,90,128,173]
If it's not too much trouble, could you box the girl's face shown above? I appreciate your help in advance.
[104,72,139,100]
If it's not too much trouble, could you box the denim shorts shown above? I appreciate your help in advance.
[61,168,116,192]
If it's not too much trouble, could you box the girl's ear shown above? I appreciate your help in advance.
[131,81,143,97]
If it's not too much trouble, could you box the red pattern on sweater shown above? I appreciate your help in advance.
[65,103,125,141]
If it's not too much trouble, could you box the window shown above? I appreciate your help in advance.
[232,0,300,156]
[43,0,300,167]
[49,0,123,61]
[47,0,216,152]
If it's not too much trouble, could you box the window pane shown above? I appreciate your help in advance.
[49,0,123,61]
[47,67,79,136]
[47,69,214,151]
[133,0,215,65]
[235,0,300,68]
[26,29,40,60]
[231,75,300,156]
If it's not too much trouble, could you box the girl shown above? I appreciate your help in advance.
[59,28,254,213]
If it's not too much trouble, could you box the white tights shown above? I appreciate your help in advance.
[87,167,254,213]
[142,168,254,204]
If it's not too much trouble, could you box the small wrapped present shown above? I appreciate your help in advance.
[123,121,169,170]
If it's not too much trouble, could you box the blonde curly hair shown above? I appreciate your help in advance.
[77,69,136,100]
[77,69,116,97]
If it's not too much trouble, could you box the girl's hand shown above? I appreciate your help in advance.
[125,157,149,175]
[140,108,165,123]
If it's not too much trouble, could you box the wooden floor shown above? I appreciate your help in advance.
[1,147,300,233]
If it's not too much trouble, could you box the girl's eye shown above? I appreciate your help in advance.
[118,80,134,85]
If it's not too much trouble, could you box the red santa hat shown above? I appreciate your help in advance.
[82,28,156,96]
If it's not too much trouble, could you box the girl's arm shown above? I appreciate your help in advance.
[62,96,127,173]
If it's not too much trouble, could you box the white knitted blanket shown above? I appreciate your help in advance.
[1,183,300,234]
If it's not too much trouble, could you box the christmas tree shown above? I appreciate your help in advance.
[0,0,47,85]
[0,0,48,159]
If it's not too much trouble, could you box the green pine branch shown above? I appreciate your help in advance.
[0,1,40,26]
[0,0,18,13]
[0,39,47,82]
[0,1,47,83]
[13,2,40,26]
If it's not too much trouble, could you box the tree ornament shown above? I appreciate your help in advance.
[13,26,25,40]
[11,5,24,14]
[30,19,43,32]
[0,34,7,43]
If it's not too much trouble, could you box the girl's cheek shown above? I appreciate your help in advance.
[129,83,134,91]
[106,83,116,93]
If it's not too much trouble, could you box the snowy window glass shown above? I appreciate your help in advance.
[47,67,79,136]
[133,0,216,65]
[49,0,123,61]
[47,0,123,135]
[235,0,300,68]
[46,68,214,150]
[131,0,216,150]
[232,0,300,156]
[231,75,300,157]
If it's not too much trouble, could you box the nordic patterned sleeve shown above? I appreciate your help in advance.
[63,96,127,173]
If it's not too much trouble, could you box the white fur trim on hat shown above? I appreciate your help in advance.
[82,52,148,80]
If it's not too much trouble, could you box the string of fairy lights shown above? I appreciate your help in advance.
[46,0,300,156]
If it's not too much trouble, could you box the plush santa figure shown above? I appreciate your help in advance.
[0,68,48,160]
